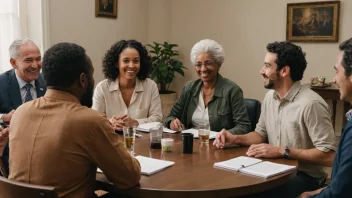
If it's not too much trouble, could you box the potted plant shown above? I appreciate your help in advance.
[147,41,187,117]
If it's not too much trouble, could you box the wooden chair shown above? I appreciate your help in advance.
[0,176,58,198]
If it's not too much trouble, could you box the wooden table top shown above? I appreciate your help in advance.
[96,132,298,198]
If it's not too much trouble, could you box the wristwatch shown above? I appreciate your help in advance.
[284,146,290,159]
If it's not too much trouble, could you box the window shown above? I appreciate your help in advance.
[0,0,20,73]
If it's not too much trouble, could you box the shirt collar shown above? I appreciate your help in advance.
[44,89,80,104]
[15,70,36,89]
[273,81,302,102]
[108,78,143,93]
[346,109,352,121]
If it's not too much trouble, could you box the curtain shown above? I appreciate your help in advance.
[0,0,20,73]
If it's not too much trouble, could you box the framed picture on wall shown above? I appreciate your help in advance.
[286,1,340,42]
[95,0,117,18]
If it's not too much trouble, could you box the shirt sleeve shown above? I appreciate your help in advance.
[311,123,352,198]
[85,116,141,189]
[304,100,337,152]
[136,81,163,124]
[164,84,188,128]
[254,93,268,141]
[92,82,107,114]
[227,87,251,135]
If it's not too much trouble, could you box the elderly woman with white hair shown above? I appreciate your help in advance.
[164,39,250,134]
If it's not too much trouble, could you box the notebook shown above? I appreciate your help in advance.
[135,156,175,175]
[137,122,177,133]
[181,128,217,139]
[214,156,296,178]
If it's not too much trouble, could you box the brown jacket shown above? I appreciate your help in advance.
[9,89,141,198]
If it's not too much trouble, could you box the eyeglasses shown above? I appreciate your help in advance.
[194,60,216,68]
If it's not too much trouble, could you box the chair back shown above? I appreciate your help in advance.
[0,176,57,198]
[244,98,261,131]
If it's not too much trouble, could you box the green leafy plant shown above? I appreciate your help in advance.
[147,41,187,94]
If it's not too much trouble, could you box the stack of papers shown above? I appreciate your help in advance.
[97,156,175,176]
[214,156,296,178]
[137,122,176,133]
[181,128,217,139]
[135,156,175,175]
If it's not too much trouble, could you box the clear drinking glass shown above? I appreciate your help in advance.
[123,125,136,156]
[150,123,163,149]
[198,122,210,144]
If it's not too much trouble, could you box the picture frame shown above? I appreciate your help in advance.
[286,1,340,42]
[95,0,117,18]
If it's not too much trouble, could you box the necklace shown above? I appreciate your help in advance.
[202,88,214,96]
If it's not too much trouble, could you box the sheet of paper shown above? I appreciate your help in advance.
[136,122,177,133]
[135,156,175,175]
[214,156,262,171]
[241,161,296,178]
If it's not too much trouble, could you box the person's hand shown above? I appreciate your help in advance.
[246,143,284,158]
[122,116,139,127]
[213,129,236,149]
[109,115,127,131]
[298,187,326,198]
[170,118,184,131]
[0,128,9,157]
[2,110,15,124]
[298,192,313,198]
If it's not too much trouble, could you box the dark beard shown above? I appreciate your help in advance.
[81,82,93,108]
[264,79,275,89]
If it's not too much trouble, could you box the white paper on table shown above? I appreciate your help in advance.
[136,122,177,133]
[135,156,175,175]
[181,128,217,139]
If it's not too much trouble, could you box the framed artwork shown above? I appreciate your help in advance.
[286,1,340,42]
[95,0,117,18]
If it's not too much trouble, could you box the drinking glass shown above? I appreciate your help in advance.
[150,123,163,149]
[198,122,210,144]
[123,125,136,156]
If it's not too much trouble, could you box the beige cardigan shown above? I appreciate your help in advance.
[92,78,162,124]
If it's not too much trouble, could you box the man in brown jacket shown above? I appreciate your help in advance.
[9,42,141,198]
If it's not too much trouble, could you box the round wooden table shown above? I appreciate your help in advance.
[96,132,298,198]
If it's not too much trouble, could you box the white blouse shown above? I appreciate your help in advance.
[191,90,210,127]
[92,78,163,124]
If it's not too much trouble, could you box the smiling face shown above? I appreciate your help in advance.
[11,42,41,83]
[194,52,220,83]
[260,52,281,90]
[117,47,140,81]
[333,51,352,102]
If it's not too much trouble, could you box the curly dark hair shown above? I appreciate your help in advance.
[42,42,91,88]
[102,40,151,81]
[339,38,352,77]
[266,41,307,81]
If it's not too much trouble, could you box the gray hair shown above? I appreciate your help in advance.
[9,38,35,59]
[190,39,225,65]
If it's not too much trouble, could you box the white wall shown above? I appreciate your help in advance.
[47,0,351,133]
[48,0,149,82]
[170,0,352,101]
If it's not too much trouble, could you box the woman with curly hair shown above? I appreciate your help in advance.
[92,40,162,130]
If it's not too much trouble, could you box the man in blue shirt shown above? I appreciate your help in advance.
[299,38,352,198]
